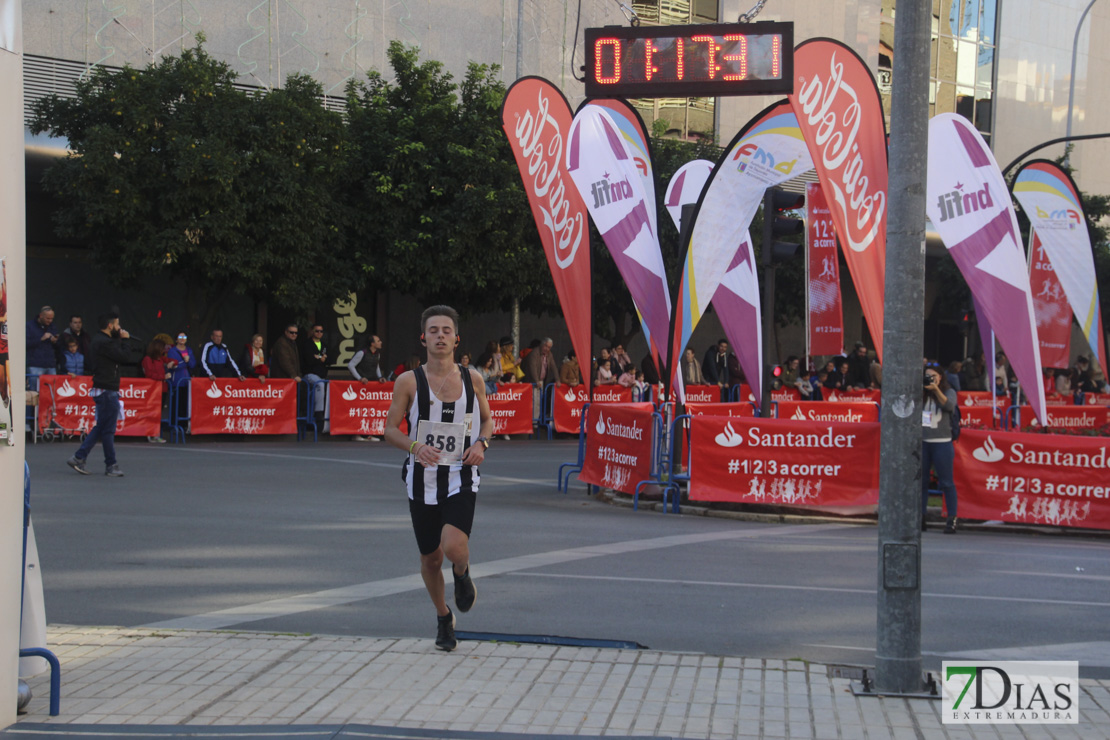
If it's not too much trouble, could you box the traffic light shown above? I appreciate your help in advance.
[763,188,805,264]
[770,364,784,390]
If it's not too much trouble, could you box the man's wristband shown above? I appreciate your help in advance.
[409,440,418,455]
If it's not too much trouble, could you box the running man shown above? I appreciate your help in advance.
[384,305,493,651]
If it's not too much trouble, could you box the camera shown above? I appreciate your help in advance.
[923,372,933,387]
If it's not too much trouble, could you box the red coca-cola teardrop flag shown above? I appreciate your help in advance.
[788,39,888,360]
[501,78,593,389]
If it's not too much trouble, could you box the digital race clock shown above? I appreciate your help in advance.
[584,22,794,99]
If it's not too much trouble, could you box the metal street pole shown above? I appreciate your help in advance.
[1065,0,1100,167]
[875,0,932,694]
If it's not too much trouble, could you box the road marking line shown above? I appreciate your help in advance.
[141,524,841,631]
[515,572,1110,608]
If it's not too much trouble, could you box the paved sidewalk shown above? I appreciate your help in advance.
[9,626,1110,739]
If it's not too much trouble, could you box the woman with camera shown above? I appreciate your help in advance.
[922,365,959,533]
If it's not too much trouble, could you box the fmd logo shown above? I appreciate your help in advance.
[732,142,798,176]
[942,661,1078,725]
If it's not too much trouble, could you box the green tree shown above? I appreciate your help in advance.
[343,42,550,315]
[30,41,361,337]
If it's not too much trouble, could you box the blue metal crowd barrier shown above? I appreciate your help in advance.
[631,411,672,512]
[534,383,555,439]
[167,380,190,443]
[557,403,590,493]
[297,380,322,442]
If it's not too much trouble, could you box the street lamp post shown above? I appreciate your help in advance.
[1065,0,1100,166]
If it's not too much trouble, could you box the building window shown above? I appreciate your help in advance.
[880,0,997,144]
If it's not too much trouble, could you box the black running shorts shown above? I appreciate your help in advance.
[409,490,477,556]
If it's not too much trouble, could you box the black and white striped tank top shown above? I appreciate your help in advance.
[402,364,481,503]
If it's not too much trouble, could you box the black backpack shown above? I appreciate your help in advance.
[950,403,961,441]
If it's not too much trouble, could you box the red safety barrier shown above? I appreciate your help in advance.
[551,384,632,434]
[775,400,878,422]
[579,402,655,495]
[687,416,880,506]
[685,402,756,418]
[960,405,1003,430]
[955,429,1110,529]
[191,378,297,434]
[487,383,534,435]
[1082,392,1110,406]
[37,375,162,437]
[1012,405,1110,433]
[329,380,394,436]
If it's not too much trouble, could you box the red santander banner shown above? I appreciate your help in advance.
[806,182,844,356]
[958,391,1010,412]
[686,402,756,418]
[954,429,1110,529]
[683,385,723,404]
[1084,393,1110,406]
[37,375,162,436]
[776,401,877,423]
[789,39,888,361]
[487,383,534,435]
[191,378,296,435]
[1013,405,1110,433]
[579,402,655,494]
[823,388,881,403]
[738,384,801,404]
[551,384,631,434]
[502,77,593,391]
[1028,231,1072,369]
[688,416,880,506]
[329,380,394,436]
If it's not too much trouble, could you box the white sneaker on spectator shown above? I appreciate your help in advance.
[352,436,370,442]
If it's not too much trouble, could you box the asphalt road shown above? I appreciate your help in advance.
[22,436,1110,679]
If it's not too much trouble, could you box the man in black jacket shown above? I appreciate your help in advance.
[66,313,144,477]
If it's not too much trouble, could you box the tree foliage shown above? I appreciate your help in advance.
[30,42,359,337]
[343,42,550,315]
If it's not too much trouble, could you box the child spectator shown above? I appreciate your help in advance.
[59,335,84,376]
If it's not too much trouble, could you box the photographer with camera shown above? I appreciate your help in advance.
[921,364,959,533]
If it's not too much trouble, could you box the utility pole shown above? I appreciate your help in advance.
[874,0,932,694]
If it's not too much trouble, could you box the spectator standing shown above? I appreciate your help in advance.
[681,348,705,386]
[27,305,60,390]
[58,335,84,376]
[241,334,269,379]
[922,365,959,534]
[347,334,385,442]
[477,352,500,395]
[611,343,633,374]
[945,360,963,392]
[596,358,617,385]
[348,335,386,383]
[498,337,523,382]
[58,314,92,363]
[845,342,872,389]
[522,337,555,423]
[869,358,883,390]
[66,312,144,476]
[1072,355,1098,393]
[201,329,246,380]
[483,340,503,381]
[559,350,581,386]
[299,324,329,422]
[166,333,196,385]
[824,360,847,391]
[702,340,730,393]
[140,338,171,443]
[270,324,302,381]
